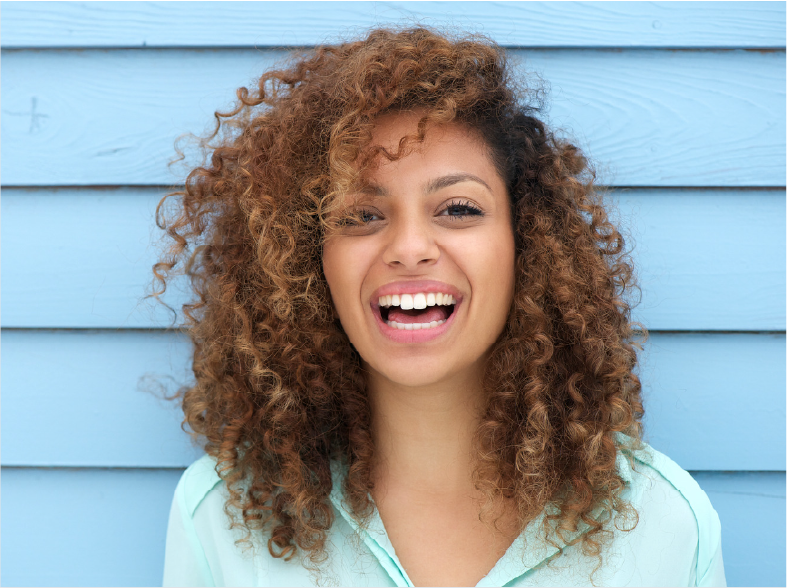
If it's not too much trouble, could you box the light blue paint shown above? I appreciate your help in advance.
[1,330,202,468]
[1,189,187,328]
[2,1,784,49]
[693,471,787,587]
[640,332,786,470]
[3,188,784,330]
[1,467,783,587]
[2,330,784,470]
[1,467,184,587]
[2,50,784,186]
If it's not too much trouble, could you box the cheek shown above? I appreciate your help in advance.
[322,240,369,322]
[456,228,516,333]
[498,233,517,298]
[477,230,516,292]
[321,242,347,313]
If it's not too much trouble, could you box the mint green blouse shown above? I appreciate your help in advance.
[163,441,726,587]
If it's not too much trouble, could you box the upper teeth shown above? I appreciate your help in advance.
[378,293,455,309]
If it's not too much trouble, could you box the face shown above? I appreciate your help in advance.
[322,112,516,390]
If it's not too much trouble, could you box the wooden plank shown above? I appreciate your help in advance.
[618,189,786,331]
[1,330,202,468]
[692,471,786,587]
[1,467,783,586]
[1,467,183,587]
[2,330,783,470]
[3,188,784,330]
[1,188,183,329]
[2,1,784,49]
[641,333,786,471]
[1,49,784,187]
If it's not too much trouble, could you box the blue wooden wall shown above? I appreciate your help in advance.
[2,2,785,586]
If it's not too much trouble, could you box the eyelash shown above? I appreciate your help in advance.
[348,200,484,225]
[439,199,484,219]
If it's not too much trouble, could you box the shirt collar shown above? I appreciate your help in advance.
[328,445,635,588]
[329,461,414,587]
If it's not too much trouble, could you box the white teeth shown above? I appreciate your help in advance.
[387,319,447,330]
[377,292,455,307]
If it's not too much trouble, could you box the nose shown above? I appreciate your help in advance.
[381,214,440,270]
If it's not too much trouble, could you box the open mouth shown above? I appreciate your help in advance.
[376,292,457,330]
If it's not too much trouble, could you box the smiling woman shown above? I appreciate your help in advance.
[154,27,725,587]
[323,116,515,392]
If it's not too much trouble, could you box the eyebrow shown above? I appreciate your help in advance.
[425,173,492,194]
[361,173,492,198]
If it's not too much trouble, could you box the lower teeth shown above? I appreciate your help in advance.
[387,319,446,330]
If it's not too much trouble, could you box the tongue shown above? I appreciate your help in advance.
[388,306,450,324]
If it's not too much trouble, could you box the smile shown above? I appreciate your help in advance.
[370,281,461,343]
[377,292,456,330]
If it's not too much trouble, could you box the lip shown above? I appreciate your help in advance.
[371,280,463,301]
[370,280,463,344]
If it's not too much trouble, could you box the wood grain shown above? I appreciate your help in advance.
[2,1,784,49]
[2,467,182,587]
[2,330,784,470]
[3,188,783,330]
[640,332,786,471]
[1,330,202,468]
[2,49,784,187]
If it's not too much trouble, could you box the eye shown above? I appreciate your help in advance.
[438,199,484,219]
[358,209,381,223]
[339,208,382,226]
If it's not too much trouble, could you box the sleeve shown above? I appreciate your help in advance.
[629,441,727,588]
[696,507,727,587]
[162,470,217,587]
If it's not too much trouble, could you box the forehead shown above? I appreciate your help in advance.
[344,112,510,213]
[356,112,500,197]
[368,110,487,155]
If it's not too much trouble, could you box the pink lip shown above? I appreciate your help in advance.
[370,280,463,344]
[371,280,463,301]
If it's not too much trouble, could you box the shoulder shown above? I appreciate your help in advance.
[620,440,721,541]
[175,454,224,520]
[616,436,725,585]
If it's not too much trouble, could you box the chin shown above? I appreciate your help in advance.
[365,354,480,390]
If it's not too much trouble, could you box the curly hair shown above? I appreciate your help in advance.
[153,26,645,566]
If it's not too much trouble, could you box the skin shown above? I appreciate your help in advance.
[322,111,518,586]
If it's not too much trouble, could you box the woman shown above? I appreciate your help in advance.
[157,27,725,586]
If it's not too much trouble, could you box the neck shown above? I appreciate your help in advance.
[367,367,485,498]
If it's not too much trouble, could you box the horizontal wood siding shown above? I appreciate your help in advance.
[2,3,784,587]
[2,1,784,49]
[1,467,184,587]
[3,49,785,187]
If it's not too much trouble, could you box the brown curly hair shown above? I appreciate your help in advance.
[153,26,645,566]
